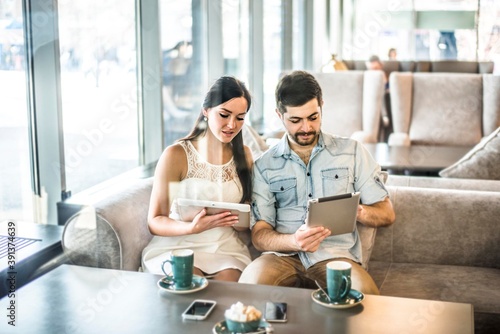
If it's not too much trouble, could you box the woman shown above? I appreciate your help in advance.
[142,76,253,282]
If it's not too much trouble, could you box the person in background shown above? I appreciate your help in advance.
[388,48,397,60]
[239,71,395,293]
[366,55,391,141]
[142,76,254,282]
[366,55,387,88]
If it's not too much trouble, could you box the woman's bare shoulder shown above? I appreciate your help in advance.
[156,142,188,177]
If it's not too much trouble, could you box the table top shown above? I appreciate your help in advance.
[0,265,474,333]
[0,221,63,298]
[363,143,472,172]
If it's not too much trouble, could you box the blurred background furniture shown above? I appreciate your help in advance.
[388,72,500,147]
[364,143,473,175]
[312,71,385,143]
[343,60,495,79]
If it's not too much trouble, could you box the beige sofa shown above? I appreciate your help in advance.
[369,183,500,334]
[59,173,500,333]
[388,72,500,147]
[311,71,385,144]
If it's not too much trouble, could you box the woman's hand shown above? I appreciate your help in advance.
[190,209,239,234]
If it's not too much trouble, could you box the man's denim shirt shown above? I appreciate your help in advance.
[251,132,388,269]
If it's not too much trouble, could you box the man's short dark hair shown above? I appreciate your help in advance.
[275,71,322,115]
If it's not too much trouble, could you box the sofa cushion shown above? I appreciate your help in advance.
[369,261,500,333]
[410,73,483,146]
[482,75,500,135]
[439,127,500,180]
[431,60,479,73]
[357,222,376,270]
[314,71,364,138]
[372,186,500,268]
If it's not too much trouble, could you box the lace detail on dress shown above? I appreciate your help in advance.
[180,140,237,182]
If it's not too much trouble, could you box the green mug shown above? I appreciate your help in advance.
[326,261,352,302]
[161,249,194,290]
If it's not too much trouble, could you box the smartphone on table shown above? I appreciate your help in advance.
[182,299,217,320]
[265,301,288,323]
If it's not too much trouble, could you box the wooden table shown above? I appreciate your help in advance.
[0,265,474,333]
[363,143,472,174]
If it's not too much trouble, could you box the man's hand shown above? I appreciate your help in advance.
[293,225,331,252]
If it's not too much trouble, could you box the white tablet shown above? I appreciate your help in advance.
[305,192,360,235]
[176,198,250,228]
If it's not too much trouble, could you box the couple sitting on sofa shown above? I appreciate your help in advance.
[141,72,395,294]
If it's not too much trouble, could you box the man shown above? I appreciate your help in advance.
[239,71,395,294]
[366,55,391,141]
[366,55,388,89]
[388,48,397,60]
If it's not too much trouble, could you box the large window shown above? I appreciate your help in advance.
[262,0,283,132]
[478,0,500,68]
[347,0,498,62]
[0,0,32,221]
[222,0,250,83]
[160,0,201,146]
[58,1,139,194]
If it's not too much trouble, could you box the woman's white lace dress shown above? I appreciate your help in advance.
[141,140,251,275]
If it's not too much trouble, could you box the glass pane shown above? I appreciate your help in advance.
[414,0,477,11]
[160,0,207,146]
[263,0,283,132]
[58,1,139,194]
[0,1,33,221]
[413,28,477,60]
[350,0,413,60]
[222,0,249,83]
[478,0,500,67]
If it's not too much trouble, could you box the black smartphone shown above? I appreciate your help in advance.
[264,301,288,323]
[182,299,217,320]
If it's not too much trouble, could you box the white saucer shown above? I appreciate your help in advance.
[311,288,364,309]
[157,274,208,294]
[212,319,273,334]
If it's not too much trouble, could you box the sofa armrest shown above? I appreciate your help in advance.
[388,132,411,146]
[351,130,377,144]
[62,178,154,271]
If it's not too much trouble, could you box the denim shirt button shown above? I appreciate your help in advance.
[308,193,312,197]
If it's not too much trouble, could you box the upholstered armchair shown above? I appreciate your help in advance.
[312,71,385,143]
[388,72,500,147]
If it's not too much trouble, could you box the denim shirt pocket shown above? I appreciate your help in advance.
[321,167,352,195]
[270,177,298,208]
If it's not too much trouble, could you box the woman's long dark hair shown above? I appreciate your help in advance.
[180,76,252,203]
